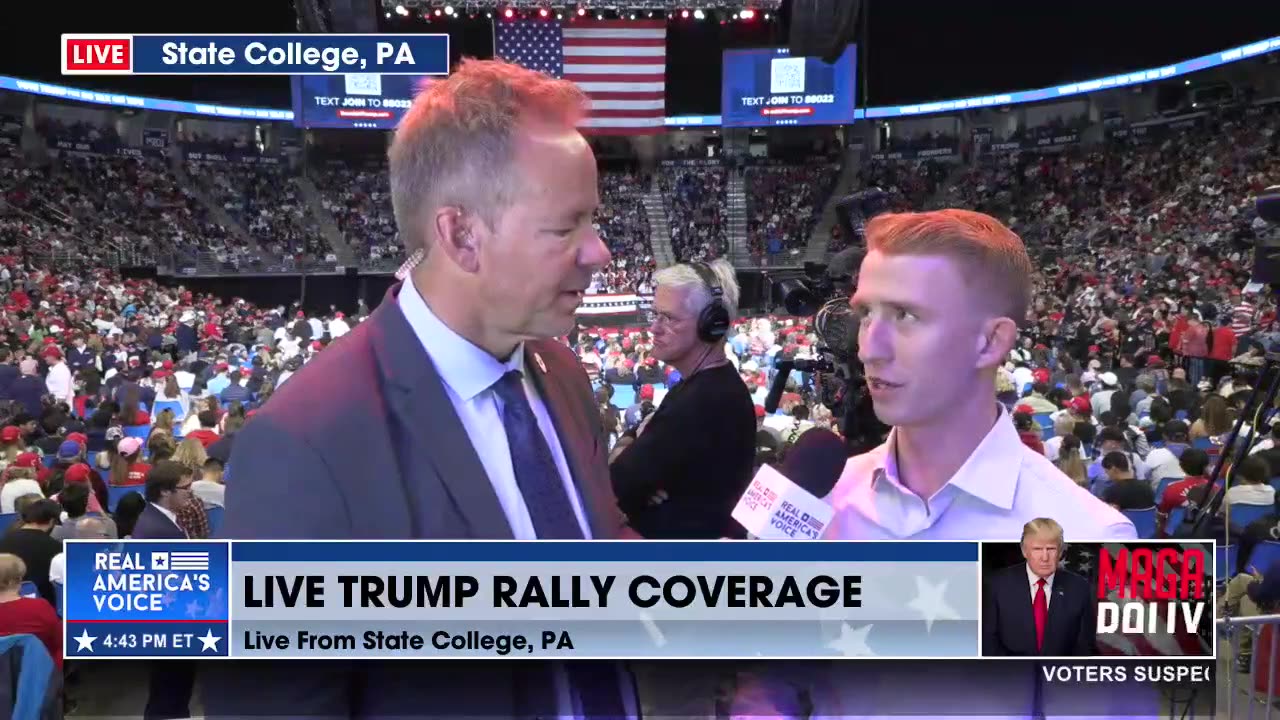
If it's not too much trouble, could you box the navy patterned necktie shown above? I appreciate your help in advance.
[490,369,585,539]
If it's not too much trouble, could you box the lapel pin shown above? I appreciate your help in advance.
[534,353,547,374]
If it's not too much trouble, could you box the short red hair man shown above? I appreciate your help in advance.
[825,209,1135,541]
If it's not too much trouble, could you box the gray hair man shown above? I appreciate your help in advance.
[610,258,757,539]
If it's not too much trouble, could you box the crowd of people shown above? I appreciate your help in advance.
[311,159,400,267]
[589,172,656,294]
[189,162,334,266]
[745,162,840,259]
[659,162,729,262]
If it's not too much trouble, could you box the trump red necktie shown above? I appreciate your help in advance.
[1033,578,1048,652]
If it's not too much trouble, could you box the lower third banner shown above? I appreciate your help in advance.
[63,540,230,659]
[61,541,979,659]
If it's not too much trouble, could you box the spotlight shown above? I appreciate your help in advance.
[503,7,514,18]
[433,8,442,16]
[443,5,454,15]
[539,7,548,17]
[556,12,562,19]
[693,8,704,19]
[394,4,408,15]
[680,9,689,18]
[577,5,586,15]
[739,8,755,19]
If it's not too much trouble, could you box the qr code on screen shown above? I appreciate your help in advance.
[770,57,806,95]
[344,74,383,96]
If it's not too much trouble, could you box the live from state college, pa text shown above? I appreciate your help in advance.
[243,628,577,656]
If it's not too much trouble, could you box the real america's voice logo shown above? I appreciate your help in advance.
[68,542,229,659]
[92,548,213,612]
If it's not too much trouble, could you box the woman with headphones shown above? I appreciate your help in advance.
[609,259,758,539]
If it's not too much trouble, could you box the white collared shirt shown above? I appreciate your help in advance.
[826,406,1138,540]
[398,281,592,540]
[1027,564,1054,609]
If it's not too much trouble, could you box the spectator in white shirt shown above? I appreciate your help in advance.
[328,312,351,339]
[0,463,43,514]
[42,347,74,405]
[191,457,226,508]
[1145,419,1192,484]
[1223,455,1276,510]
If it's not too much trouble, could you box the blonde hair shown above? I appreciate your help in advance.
[865,209,1034,327]
[173,437,208,473]
[388,58,588,256]
[1053,415,1076,438]
[1020,517,1065,546]
[0,554,25,593]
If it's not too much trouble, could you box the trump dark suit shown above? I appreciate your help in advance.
[982,563,1096,656]
[203,283,636,719]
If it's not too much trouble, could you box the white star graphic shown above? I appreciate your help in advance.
[906,575,961,633]
[826,622,875,657]
[199,629,222,652]
[74,628,97,652]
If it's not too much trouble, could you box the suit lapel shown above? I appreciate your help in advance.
[1012,570,1038,650]
[372,284,514,539]
[524,341,612,538]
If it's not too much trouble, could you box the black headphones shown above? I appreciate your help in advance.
[691,262,731,343]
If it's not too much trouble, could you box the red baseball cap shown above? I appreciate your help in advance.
[11,452,39,470]
[64,463,92,485]
[0,426,20,443]
[1067,396,1092,415]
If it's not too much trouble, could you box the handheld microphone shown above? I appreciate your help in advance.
[731,428,848,539]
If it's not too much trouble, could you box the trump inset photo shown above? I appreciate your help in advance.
[981,519,1213,658]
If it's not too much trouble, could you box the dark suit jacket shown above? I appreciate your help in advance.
[982,564,1096,656]
[205,282,636,719]
[131,505,186,540]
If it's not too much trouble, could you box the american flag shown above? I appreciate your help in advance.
[494,18,666,135]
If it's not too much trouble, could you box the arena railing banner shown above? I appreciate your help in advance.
[986,131,1081,154]
[1108,111,1208,141]
[869,144,960,161]
[183,149,283,166]
[61,539,1215,661]
[660,158,722,167]
[47,137,165,159]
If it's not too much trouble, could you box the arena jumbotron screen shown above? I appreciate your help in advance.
[720,45,857,128]
[290,73,422,129]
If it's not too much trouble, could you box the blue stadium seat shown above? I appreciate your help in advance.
[1192,437,1215,451]
[205,506,224,536]
[153,400,186,421]
[1122,507,1157,538]
[1033,413,1053,440]
[1228,503,1272,530]
[122,424,150,440]
[107,485,142,513]
[0,513,17,529]
[611,385,636,410]
[1154,477,1179,500]
[1247,541,1280,576]
[1165,506,1186,533]
[18,582,37,599]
